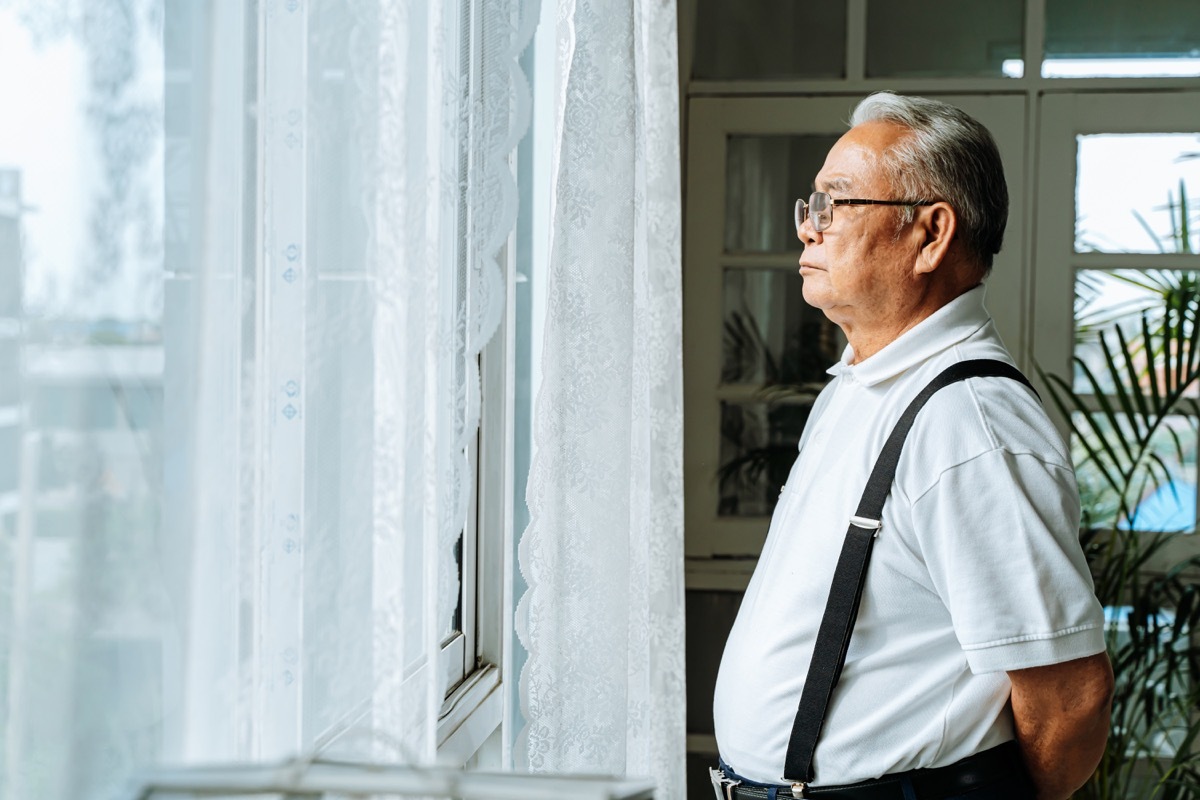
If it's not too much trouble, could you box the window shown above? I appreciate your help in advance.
[1033,93,1200,548]
[1043,0,1200,78]
[0,1,525,796]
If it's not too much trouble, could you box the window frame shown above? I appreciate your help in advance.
[439,231,517,766]
[433,0,524,768]
[1030,90,1200,573]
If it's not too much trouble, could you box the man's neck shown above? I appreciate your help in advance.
[841,281,982,365]
[843,312,932,365]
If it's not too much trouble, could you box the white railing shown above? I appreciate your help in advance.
[127,758,656,800]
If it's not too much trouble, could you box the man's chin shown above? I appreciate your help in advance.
[800,281,832,310]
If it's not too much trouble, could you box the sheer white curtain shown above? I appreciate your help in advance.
[515,0,687,797]
[1,0,685,794]
[0,0,530,796]
[182,0,477,764]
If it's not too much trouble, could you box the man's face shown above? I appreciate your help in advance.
[798,120,923,328]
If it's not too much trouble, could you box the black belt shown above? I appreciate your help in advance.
[714,742,1033,800]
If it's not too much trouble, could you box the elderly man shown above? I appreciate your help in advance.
[711,93,1113,800]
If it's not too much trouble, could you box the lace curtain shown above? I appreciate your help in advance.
[0,0,530,796]
[0,0,686,795]
[515,0,687,797]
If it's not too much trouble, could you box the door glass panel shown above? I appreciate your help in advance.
[693,0,847,80]
[722,267,841,387]
[1072,270,1200,533]
[1072,411,1197,533]
[1075,134,1200,254]
[865,0,1023,78]
[1045,0,1200,78]
[719,268,840,517]
[725,135,840,253]
[1075,270,1200,399]
[1103,605,1193,758]
[718,402,811,517]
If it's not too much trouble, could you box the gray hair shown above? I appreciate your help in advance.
[850,92,1008,270]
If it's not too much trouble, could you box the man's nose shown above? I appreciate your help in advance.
[798,215,821,246]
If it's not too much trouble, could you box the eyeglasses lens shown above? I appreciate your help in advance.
[796,192,835,233]
[809,192,832,232]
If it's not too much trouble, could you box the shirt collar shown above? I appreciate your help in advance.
[826,285,991,387]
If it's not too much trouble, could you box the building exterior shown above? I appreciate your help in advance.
[0,164,167,796]
[0,168,23,797]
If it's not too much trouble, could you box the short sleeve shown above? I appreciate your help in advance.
[910,448,1106,673]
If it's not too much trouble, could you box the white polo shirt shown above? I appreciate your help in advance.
[712,286,1106,785]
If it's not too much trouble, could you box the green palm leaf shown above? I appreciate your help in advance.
[1047,255,1200,797]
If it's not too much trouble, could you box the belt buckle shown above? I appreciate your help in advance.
[708,767,741,800]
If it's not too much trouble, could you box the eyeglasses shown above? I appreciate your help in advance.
[795,192,936,233]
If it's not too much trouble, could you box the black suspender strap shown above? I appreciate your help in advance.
[781,359,1037,795]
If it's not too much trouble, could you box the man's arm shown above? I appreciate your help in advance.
[1007,652,1114,800]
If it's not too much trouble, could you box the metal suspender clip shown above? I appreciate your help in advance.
[708,768,741,800]
[789,781,809,798]
[849,515,882,536]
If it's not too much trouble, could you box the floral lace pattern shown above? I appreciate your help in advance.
[360,0,535,759]
[515,0,687,795]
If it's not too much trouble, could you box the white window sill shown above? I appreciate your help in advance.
[437,664,502,766]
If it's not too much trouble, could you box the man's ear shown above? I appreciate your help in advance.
[913,202,957,275]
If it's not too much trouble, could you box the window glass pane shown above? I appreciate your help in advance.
[693,0,846,80]
[1075,134,1200,254]
[0,176,20,317]
[865,0,1023,78]
[1103,605,1193,758]
[1075,270,1200,398]
[718,402,810,517]
[0,4,172,792]
[1072,411,1196,532]
[1045,0,1200,78]
[722,267,841,387]
[0,426,17,492]
[1072,269,1200,533]
[0,340,18,406]
[303,280,375,738]
[725,135,839,253]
